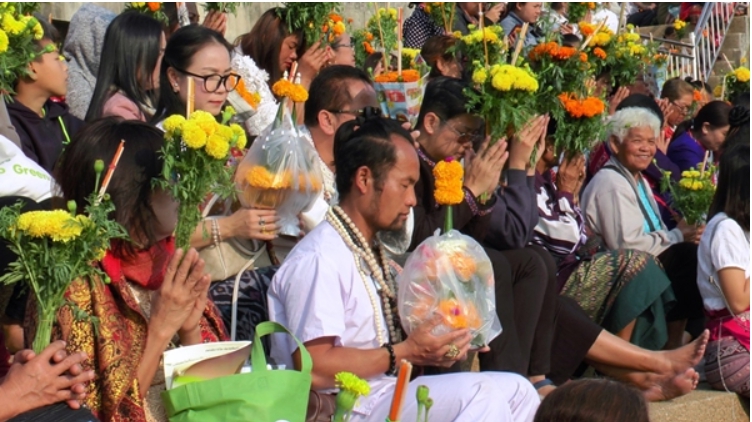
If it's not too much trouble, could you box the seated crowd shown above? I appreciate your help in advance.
[0,3,749,422]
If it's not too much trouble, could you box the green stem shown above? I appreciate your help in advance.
[443,205,453,234]
[33,311,54,355]
[333,408,348,422]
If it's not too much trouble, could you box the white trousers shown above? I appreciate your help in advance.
[353,372,539,422]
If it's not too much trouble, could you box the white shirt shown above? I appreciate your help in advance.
[0,135,55,201]
[593,8,620,33]
[268,221,396,417]
[697,213,751,311]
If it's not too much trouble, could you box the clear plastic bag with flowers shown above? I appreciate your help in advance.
[397,229,502,348]
[234,73,323,237]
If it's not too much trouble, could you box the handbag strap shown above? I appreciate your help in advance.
[603,164,659,233]
[229,248,265,341]
[251,321,313,374]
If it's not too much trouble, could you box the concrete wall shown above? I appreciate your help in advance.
[40,2,408,42]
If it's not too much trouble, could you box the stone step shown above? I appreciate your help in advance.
[728,16,750,34]
[649,384,750,422]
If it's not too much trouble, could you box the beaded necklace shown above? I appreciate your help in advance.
[326,206,402,345]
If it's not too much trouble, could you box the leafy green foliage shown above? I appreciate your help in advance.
[0,2,47,97]
[276,2,340,48]
[203,2,240,14]
[367,6,399,54]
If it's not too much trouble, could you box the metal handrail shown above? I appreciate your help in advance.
[693,2,737,81]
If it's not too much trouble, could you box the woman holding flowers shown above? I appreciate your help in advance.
[697,143,750,397]
[668,101,732,172]
[582,107,705,350]
[42,119,227,422]
[151,25,280,254]
[85,11,165,122]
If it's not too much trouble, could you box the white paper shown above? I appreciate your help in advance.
[163,341,252,389]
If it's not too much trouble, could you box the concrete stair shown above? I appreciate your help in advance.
[649,383,750,422]
[708,15,750,89]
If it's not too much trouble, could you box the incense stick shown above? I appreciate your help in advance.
[374,3,390,71]
[186,77,195,117]
[448,2,456,34]
[398,7,403,74]
[618,2,627,32]
[97,140,125,204]
[580,20,606,51]
[510,22,529,65]
[479,4,489,67]
[388,360,413,422]
[700,150,710,176]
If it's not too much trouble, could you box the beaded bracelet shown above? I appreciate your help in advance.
[383,343,397,376]
[210,219,221,246]
[463,187,494,217]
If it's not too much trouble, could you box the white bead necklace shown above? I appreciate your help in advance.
[326,206,401,345]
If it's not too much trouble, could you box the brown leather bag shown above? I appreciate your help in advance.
[306,391,337,422]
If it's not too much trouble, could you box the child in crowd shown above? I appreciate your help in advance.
[85,12,165,122]
[8,15,83,174]
[534,379,650,422]
[697,142,750,397]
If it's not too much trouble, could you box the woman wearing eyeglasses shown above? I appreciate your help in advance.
[327,32,356,67]
[660,78,696,141]
[152,25,281,272]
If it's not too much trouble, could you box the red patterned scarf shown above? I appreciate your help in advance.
[102,238,175,290]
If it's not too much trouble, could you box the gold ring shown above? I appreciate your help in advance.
[444,344,460,359]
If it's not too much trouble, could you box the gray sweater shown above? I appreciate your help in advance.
[581,156,684,256]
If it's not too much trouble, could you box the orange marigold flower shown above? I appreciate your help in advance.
[245,166,292,189]
[363,41,375,54]
[433,158,464,205]
[322,24,329,33]
[579,22,595,37]
[558,93,606,119]
[594,47,607,59]
[147,2,160,12]
[373,69,421,83]
[329,13,343,23]
[587,2,596,9]
[693,89,703,102]
[555,46,576,60]
[580,52,588,62]
[366,32,374,41]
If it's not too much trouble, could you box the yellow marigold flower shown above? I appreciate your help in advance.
[388,8,397,18]
[692,181,703,190]
[690,170,701,178]
[624,32,641,43]
[629,44,646,56]
[16,210,83,243]
[205,134,230,159]
[289,85,309,103]
[229,123,247,150]
[163,114,186,135]
[593,32,611,46]
[272,79,294,98]
[681,171,692,178]
[333,21,346,36]
[131,2,146,7]
[433,159,464,205]
[245,166,291,189]
[452,30,462,39]
[472,68,488,84]
[215,124,233,140]
[0,29,7,54]
[2,13,25,35]
[679,179,693,190]
[181,121,207,149]
[335,372,371,397]
[673,19,686,30]
[733,67,750,83]
[492,72,513,91]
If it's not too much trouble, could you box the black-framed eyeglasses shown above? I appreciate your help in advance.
[327,106,384,119]
[441,119,484,144]
[173,66,241,93]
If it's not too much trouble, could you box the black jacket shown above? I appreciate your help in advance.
[7,98,84,173]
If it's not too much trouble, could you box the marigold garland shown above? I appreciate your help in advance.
[433,159,464,206]
[245,166,293,189]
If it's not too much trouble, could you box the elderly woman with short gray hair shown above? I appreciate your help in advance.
[582,107,705,349]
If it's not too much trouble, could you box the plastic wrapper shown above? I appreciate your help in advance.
[374,79,425,126]
[397,229,502,348]
[234,110,323,237]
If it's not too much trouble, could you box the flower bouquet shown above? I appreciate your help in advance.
[125,2,169,25]
[660,163,717,225]
[606,25,660,86]
[568,2,597,23]
[352,28,375,68]
[554,92,607,155]
[0,160,128,353]
[0,2,48,97]
[229,54,278,137]
[397,158,501,348]
[722,66,750,101]
[203,2,240,15]
[578,21,614,76]
[234,74,323,237]
[673,19,688,39]
[397,230,502,348]
[424,2,456,34]
[276,2,341,48]
[158,108,247,251]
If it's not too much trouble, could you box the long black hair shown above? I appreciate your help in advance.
[709,143,750,231]
[334,117,413,201]
[416,76,480,130]
[672,100,732,142]
[55,118,165,256]
[152,25,233,122]
[85,11,164,122]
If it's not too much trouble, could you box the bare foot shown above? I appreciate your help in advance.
[658,330,709,374]
[641,368,700,402]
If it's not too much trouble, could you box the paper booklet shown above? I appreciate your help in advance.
[163,341,252,390]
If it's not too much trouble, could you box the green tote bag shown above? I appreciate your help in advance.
[162,321,313,422]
